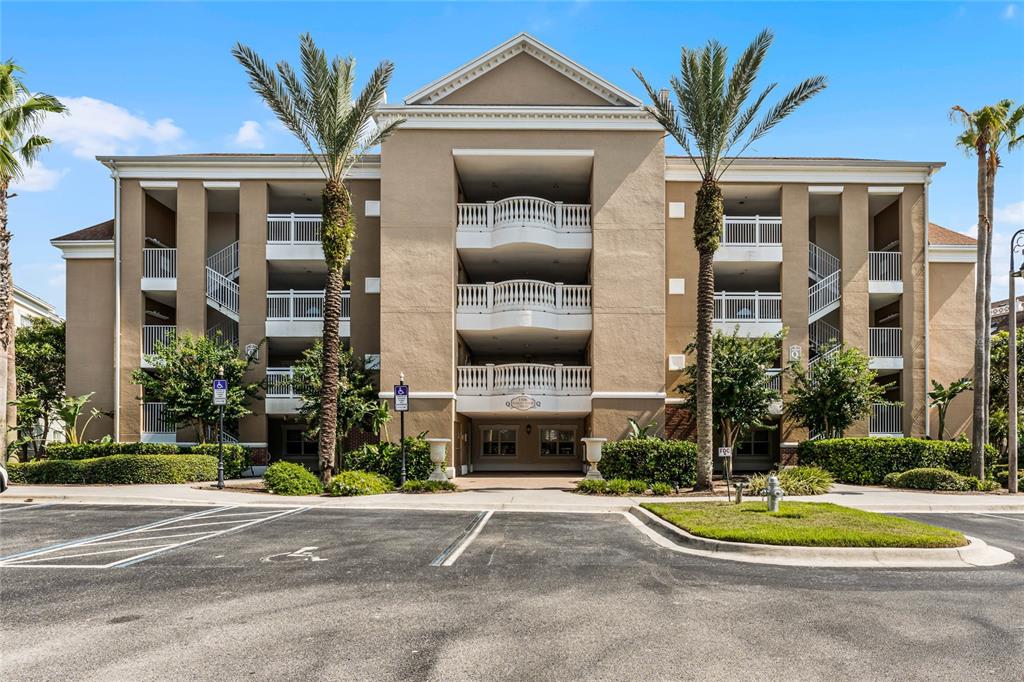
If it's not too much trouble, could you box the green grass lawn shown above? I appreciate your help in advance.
[642,502,967,548]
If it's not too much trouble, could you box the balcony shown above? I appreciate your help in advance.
[869,251,903,294]
[456,363,592,417]
[267,213,324,261]
[456,280,592,340]
[766,368,783,414]
[141,248,177,291]
[869,327,903,370]
[265,290,350,339]
[141,325,175,368]
[456,197,592,256]
[713,291,783,336]
[715,216,783,263]
[870,403,903,437]
[141,402,176,443]
[266,367,303,415]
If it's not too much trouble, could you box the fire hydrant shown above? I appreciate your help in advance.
[765,474,785,512]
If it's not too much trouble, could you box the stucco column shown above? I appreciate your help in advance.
[118,180,145,441]
[239,181,268,446]
[841,184,870,436]
[901,185,927,436]
[781,184,810,442]
[176,180,207,336]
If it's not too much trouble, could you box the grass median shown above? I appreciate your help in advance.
[641,501,967,548]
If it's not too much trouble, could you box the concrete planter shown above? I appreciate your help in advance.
[426,438,451,482]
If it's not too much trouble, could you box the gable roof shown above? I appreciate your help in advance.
[52,218,114,242]
[929,222,976,246]
[403,33,641,107]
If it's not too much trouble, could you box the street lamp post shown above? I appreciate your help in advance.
[1007,230,1023,494]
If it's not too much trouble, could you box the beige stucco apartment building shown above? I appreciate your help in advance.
[52,34,978,474]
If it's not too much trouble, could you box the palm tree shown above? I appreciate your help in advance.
[634,30,826,489]
[0,61,66,461]
[233,34,402,483]
[951,99,1024,478]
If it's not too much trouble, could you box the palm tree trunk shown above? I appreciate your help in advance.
[7,310,16,453]
[693,180,722,490]
[0,181,11,462]
[981,161,998,478]
[318,179,354,484]
[970,144,989,478]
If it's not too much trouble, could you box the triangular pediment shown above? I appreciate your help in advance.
[404,33,641,107]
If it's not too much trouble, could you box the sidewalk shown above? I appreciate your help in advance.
[2,482,1023,514]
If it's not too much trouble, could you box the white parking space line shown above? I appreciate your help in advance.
[0,502,58,514]
[431,511,494,567]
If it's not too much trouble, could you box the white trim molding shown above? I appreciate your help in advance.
[928,244,977,263]
[591,391,667,400]
[50,240,115,259]
[203,180,241,189]
[138,180,178,190]
[378,391,457,400]
[404,32,641,107]
[99,155,381,180]
[868,185,904,194]
[452,148,594,158]
[808,185,844,194]
[376,105,660,131]
[666,158,943,185]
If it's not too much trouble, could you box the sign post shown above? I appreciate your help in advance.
[213,378,228,489]
[395,375,409,485]
[718,446,733,501]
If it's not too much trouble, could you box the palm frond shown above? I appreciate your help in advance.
[17,134,51,166]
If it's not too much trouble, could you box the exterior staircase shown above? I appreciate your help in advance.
[808,242,840,323]
[205,241,240,321]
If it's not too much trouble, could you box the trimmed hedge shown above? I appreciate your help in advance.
[7,454,217,485]
[342,437,433,485]
[326,470,393,497]
[885,467,975,492]
[189,444,249,480]
[797,438,996,485]
[263,461,322,496]
[596,437,697,487]
[45,442,181,460]
[399,479,457,493]
[993,465,1023,490]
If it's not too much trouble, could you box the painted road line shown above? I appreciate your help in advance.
[431,511,494,567]
[0,506,236,565]
[110,506,311,568]
[0,502,58,514]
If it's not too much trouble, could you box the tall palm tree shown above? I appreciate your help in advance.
[635,30,826,489]
[951,99,1024,478]
[0,61,66,461]
[233,34,402,483]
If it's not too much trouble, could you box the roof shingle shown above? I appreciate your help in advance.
[52,219,115,242]
[929,222,976,246]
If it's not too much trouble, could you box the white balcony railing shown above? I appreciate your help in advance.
[809,270,841,318]
[266,290,349,320]
[457,280,591,314]
[207,241,239,278]
[457,197,591,233]
[721,216,782,246]
[267,214,323,244]
[869,327,902,358]
[870,403,903,436]
[266,367,305,398]
[142,402,175,434]
[143,248,177,279]
[869,251,902,282]
[808,242,840,279]
[206,267,240,315]
[765,369,783,393]
[713,292,782,322]
[457,363,591,396]
[142,325,175,355]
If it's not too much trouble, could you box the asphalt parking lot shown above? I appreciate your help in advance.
[1,503,1021,681]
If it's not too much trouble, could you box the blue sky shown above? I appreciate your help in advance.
[4,1,1024,315]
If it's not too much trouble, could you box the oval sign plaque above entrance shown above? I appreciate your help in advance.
[507,394,540,411]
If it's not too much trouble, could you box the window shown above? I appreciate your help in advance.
[481,427,517,457]
[540,428,575,456]
[284,428,318,457]
[734,430,772,459]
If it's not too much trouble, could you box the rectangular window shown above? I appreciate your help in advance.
[540,428,575,456]
[735,430,772,457]
[481,427,517,457]
[285,428,318,457]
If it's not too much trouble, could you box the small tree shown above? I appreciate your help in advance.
[928,378,972,440]
[786,343,891,439]
[12,318,65,456]
[131,332,262,443]
[677,331,787,450]
[293,340,382,477]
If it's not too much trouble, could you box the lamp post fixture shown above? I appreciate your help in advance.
[1007,229,1024,494]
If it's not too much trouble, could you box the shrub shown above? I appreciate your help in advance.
[189,444,249,479]
[263,461,322,496]
[972,477,1001,492]
[626,479,649,495]
[747,466,834,496]
[342,436,432,485]
[597,438,697,487]
[650,482,674,496]
[886,467,974,491]
[399,479,456,493]
[882,472,901,488]
[326,470,393,497]
[797,438,997,485]
[605,478,631,495]
[575,479,607,495]
[993,465,1024,490]
[6,454,217,484]
[46,442,181,460]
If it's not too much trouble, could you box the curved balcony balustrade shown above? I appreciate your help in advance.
[456,363,592,417]
[456,280,591,336]
[456,197,592,253]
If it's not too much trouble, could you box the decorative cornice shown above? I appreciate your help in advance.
[97,155,381,180]
[928,243,977,263]
[404,33,641,107]
[51,239,115,259]
[376,105,660,131]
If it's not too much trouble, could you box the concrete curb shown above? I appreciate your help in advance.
[626,506,1016,568]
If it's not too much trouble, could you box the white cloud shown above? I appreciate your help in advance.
[1005,3,1018,19]
[42,96,185,159]
[232,120,265,150]
[995,201,1024,225]
[10,162,68,192]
